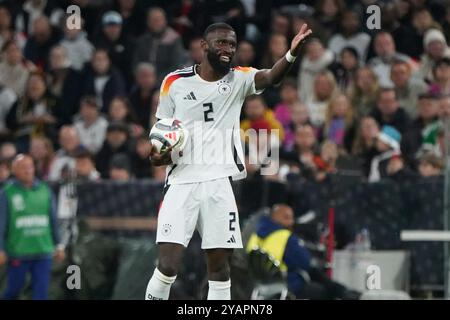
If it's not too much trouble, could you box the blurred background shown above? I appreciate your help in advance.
[0,0,449,300]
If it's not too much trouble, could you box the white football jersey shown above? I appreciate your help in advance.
[155,64,263,185]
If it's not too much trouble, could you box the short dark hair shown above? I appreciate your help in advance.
[203,23,235,39]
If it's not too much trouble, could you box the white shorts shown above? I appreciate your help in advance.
[156,177,243,249]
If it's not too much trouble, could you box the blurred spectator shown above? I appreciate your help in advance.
[234,40,255,67]
[428,57,450,96]
[200,0,246,40]
[351,116,379,177]
[186,37,204,65]
[131,133,152,179]
[23,15,62,71]
[260,33,288,70]
[128,62,158,131]
[391,59,428,118]
[95,121,132,178]
[0,5,22,51]
[241,95,284,143]
[133,7,187,83]
[46,45,83,125]
[48,125,81,181]
[0,40,31,98]
[108,96,144,138]
[6,72,60,152]
[93,11,135,85]
[0,154,65,300]
[0,142,17,161]
[304,70,338,129]
[29,135,54,180]
[298,38,334,104]
[349,66,379,119]
[274,78,300,146]
[109,153,132,181]
[370,87,411,134]
[0,158,11,186]
[59,17,94,71]
[81,48,126,113]
[368,125,402,182]
[313,140,339,182]
[438,94,450,119]
[385,154,415,181]
[149,90,160,130]
[417,29,450,82]
[322,93,356,152]
[109,0,146,38]
[401,93,439,168]
[368,31,411,87]
[418,152,444,177]
[168,0,203,48]
[328,10,370,63]
[0,83,17,140]
[14,0,64,37]
[71,0,101,38]
[443,6,450,44]
[394,8,441,60]
[74,149,100,181]
[269,11,292,41]
[280,124,318,180]
[73,96,108,154]
[328,46,359,93]
[313,0,346,41]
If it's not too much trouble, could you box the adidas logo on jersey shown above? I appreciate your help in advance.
[183,92,197,100]
[227,235,236,244]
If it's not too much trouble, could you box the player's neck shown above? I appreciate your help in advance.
[196,61,228,82]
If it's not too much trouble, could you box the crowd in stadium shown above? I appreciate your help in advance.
[0,0,449,186]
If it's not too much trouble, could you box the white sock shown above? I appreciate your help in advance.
[207,280,231,300]
[145,268,177,300]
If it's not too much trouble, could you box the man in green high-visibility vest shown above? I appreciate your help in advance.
[0,154,65,300]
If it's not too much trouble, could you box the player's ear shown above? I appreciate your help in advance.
[200,39,209,51]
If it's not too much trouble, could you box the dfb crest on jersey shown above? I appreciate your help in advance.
[217,80,231,96]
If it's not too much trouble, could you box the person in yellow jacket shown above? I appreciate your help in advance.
[246,204,360,299]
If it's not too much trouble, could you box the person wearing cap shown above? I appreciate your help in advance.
[95,121,132,178]
[93,10,135,86]
[417,28,450,82]
[368,125,402,182]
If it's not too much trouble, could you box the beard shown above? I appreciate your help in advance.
[207,50,231,74]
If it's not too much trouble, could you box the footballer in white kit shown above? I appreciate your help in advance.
[155,63,264,249]
[146,22,312,301]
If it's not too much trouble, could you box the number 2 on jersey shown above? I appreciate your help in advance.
[203,103,214,122]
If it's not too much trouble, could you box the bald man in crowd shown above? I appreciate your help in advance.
[0,154,65,300]
[247,204,359,299]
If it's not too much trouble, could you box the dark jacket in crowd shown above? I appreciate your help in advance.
[95,142,132,178]
[132,27,187,84]
[93,33,136,87]
[81,66,126,113]
[370,107,411,134]
[23,27,62,71]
